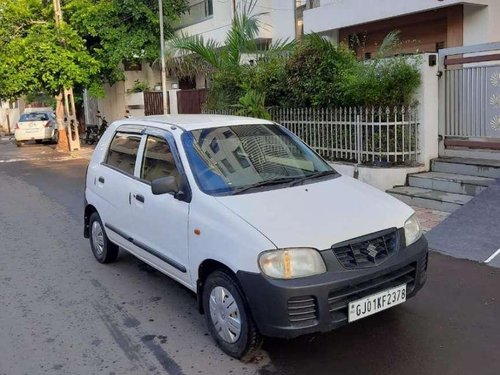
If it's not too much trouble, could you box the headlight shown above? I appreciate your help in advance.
[258,248,326,279]
[404,214,422,246]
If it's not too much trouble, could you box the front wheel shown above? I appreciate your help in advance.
[88,212,119,264]
[202,270,262,359]
[15,141,24,147]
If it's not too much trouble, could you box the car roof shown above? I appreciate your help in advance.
[130,114,274,131]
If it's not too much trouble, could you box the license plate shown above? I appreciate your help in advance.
[348,284,406,322]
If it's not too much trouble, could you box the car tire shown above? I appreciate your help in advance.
[35,140,43,144]
[51,130,59,144]
[15,141,24,147]
[202,270,262,359]
[88,212,119,264]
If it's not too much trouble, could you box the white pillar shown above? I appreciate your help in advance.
[168,89,180,114]
[417,53,439,170]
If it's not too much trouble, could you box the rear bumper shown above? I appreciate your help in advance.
[237,235,428,338]
[15,128,54,141]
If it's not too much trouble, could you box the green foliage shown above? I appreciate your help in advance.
[0,0,186,100]
[24,92,57,108]
[65,0,187,87]
[205,66,245,109]
[167,0,294,112]
[235,89,271,120]
[343,55,422,107]
[280,34,359,107]
[0,0,45,48]
[0,20,99,100]
[206,33,421,110]
[127,80,150,93]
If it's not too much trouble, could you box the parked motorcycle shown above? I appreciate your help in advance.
[84,112,108,145]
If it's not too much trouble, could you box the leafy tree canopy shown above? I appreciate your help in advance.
[65,0,187,89]
[0,22,99,100]
[0,0,187,100]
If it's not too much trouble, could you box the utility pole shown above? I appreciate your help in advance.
[158,0,169,115]
[232,0,237,18]
[52,0,80,151]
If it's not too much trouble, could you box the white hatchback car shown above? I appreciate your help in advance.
[14,111,58,146]
[84,115,428,358]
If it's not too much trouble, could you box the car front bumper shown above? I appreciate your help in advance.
[237,235,428,338]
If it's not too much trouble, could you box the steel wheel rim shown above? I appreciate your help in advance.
[91,221,105,256]
[209,286,241,343]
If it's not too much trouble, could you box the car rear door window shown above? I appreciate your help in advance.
[140,136,179,182]
[106,133,141,175]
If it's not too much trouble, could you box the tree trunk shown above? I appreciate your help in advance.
[55,92,70,152]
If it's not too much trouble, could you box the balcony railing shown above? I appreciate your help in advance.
[173,0,213,30]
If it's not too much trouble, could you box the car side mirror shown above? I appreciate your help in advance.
[151,176,179,195]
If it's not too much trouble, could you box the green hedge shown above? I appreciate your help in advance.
[205,34,422,111]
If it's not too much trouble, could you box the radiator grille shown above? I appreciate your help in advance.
[332,229,399,269]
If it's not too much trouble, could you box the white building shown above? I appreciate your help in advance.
[301,0,500,57]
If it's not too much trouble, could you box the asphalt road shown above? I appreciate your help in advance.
[1,141,499,375]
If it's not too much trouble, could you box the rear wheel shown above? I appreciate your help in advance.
[89,212,119,264]
[51,130,59,144]
[202,270,262,359]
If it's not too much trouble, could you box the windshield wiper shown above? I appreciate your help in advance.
[288,170,338,187]
[231,177,298,195]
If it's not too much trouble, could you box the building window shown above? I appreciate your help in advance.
[233,147,250,168]
[173,0,213,29]
[210,137,220,153]
[221,158,235,173]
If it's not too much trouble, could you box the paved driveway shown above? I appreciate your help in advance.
[0,141,499,375]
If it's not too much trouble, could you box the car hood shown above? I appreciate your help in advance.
[215,175,414,250]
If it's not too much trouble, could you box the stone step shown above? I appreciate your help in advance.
[387,186,473,212]
[408,172,495,196]
[431,157,500,178]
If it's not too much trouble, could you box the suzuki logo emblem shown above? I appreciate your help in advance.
[366,244,378,259]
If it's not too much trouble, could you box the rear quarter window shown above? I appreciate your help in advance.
[105,133,142,175]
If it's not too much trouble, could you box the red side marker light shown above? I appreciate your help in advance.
[194,228,201,236]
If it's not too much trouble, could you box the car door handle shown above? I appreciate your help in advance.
[134,194,145,203]
[98,177,105,183]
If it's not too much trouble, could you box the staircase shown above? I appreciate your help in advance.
[387,157,500,212]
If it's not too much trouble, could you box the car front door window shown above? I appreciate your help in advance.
[141,136,179,183]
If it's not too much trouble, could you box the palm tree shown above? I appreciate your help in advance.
[165,0,294,77]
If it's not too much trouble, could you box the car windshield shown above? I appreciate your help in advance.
[19,112,51,122]
[181,123,337,196]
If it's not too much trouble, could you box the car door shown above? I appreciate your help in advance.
[128,128,191,285]
[95,130,142,246]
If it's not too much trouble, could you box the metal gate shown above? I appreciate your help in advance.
[177,89,208,114]
[144,92,165,116]
[439,42,500,159]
